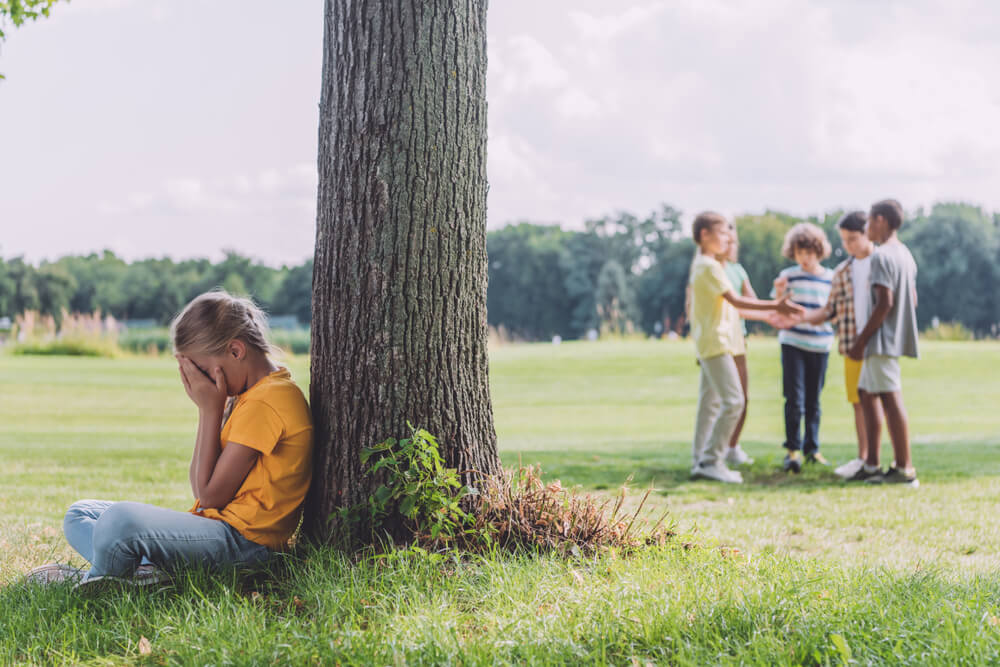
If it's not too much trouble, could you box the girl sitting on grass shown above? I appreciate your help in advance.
[27,291,313,590]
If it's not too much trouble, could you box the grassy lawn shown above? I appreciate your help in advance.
[1,340,999,664]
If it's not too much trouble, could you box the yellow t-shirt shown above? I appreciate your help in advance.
[191,368,313,550]
[690,254,742,359]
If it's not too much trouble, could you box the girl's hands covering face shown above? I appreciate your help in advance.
[176,355,228,414]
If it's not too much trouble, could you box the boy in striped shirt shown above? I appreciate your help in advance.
[772,223,835,473]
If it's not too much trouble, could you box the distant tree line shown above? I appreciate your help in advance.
[0,251,313,327]
[2,202,998,338]
[487,202,1000,340]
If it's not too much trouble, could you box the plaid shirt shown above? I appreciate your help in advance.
[826,258,857,355]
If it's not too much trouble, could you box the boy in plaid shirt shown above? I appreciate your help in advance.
[781,212,876,479]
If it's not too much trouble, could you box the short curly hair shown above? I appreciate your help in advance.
[781,222,832,261]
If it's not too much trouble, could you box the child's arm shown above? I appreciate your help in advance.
[736,277,763,320]
[772,275,788,299]
[798,302,834,326]
[178,357,260,509]
[723,290,803,315]
[847,284,893,361]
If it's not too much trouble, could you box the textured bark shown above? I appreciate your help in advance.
[304,0,499,542]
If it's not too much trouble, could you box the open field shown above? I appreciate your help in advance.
[2,340,999,664]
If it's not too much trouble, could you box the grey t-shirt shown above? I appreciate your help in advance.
[865,240,919,359]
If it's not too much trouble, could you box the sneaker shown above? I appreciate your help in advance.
[22,563,85,586]
[725,445,754,466]
[867,466,919,488]
[782,451,802,473]
[73,565,170,594]
[834,457,865,479]
[691,463,743,484]
[805,452,830,466]
[847,465,882,482]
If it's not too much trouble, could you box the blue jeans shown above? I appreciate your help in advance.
[63,500,272,579]
[781,344,829,454]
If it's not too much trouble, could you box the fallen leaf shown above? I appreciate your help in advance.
[138,636,152,656]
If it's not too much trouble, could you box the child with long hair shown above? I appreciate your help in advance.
[27,291,313,588]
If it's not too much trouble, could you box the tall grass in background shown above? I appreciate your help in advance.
[6,310,120,357]
[1,310,311,357]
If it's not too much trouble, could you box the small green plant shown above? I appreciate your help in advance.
[344,423,474,544]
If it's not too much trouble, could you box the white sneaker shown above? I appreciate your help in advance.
[22,563,85,586]
[691,463,743,484]
[834,457,865,479]
[725,445,754,466]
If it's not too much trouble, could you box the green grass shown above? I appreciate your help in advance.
[2,340,1000,664]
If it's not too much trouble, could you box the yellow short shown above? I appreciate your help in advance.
[844,356,863,404]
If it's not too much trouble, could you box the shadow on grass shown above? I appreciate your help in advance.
[502,438,1000,495]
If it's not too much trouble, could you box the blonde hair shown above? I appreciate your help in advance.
[781,222,832,261]
[171,290,279,358]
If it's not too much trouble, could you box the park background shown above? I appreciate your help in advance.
[3,1,1000,665]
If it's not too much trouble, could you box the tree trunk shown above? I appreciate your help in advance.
[304,0,499,543]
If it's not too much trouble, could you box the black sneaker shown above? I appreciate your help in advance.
[783,451,802,473]
[805,452,830,466]
[847,466,882,482]
[867,467,919,488]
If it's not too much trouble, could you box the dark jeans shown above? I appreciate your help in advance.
[781,344,829,454]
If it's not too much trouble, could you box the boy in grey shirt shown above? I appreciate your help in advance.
[847,199,919,486]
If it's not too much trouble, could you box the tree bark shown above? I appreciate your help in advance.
[304,0,499,543]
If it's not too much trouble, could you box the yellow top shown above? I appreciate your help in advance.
[191,368,313,550]
[690,254,743,359]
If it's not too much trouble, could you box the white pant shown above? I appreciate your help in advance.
[858,355,902,394]
[692,354,746,468]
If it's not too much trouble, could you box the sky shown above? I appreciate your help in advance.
[2,0,999,267]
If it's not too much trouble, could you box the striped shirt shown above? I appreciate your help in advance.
[774,265,835,353]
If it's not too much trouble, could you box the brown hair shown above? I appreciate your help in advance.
[171,290,279,358]
[870,199,904,230]
[692,211,727,244]
[781,222,832,261]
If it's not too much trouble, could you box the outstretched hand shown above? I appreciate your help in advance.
[776,294,805,317]
[766,311,800,330]
[176,355,228,414]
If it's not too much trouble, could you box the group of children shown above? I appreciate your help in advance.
[688,199,920,487]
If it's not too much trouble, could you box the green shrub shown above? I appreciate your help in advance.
[118,327,173,355]
[342,424,473,545]
[271,328,311,355]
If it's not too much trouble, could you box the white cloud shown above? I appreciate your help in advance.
[99,164,317,217]
[486,0,1000,228]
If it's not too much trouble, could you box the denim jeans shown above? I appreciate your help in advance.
[781,344,829,454]
[63,499,272,579]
